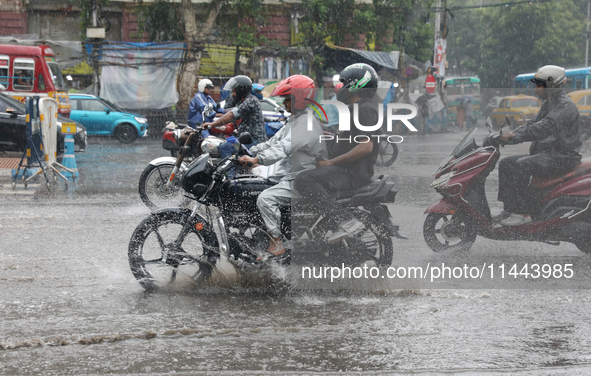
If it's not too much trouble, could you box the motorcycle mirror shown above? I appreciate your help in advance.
[501,114,510,134]
[485,117,493,133]
[204,103,215,117]
[238,132,253,145]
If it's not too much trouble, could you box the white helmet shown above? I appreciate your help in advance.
[198,78,214,93]
[531,65,566,88]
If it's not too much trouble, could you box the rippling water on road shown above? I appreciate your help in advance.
[2,131,591,375]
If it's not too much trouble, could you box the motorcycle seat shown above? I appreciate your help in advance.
[530,158,591,190]
[335,176,387,199]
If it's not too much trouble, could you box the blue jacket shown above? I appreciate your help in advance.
[382,83,396,107]
[325,93,340,127]
[187,92,225,128]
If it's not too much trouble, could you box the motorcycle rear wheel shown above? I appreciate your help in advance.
[138,163,189,210]
[352,209,394,267]
[293,209,394,267]
[128,210,219,291]
[374,139,399,167]
[423,212,477,252]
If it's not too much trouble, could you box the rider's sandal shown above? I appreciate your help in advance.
[255,248,286,262]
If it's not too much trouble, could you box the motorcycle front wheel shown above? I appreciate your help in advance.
[128,210,219,291]
[423,212,477,252]
[138,163,189,210]
[374,139,398,167]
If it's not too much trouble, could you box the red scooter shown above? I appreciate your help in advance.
[423,116,591,253]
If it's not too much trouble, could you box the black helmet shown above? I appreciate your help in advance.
[336,63,379,102]
[223,75,252,101]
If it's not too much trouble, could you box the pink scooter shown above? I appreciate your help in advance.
[424,116,591,253]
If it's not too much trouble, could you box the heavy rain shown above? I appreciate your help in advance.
[2,0,591,375]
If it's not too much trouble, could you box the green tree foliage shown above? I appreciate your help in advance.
[134,0,185,41]
[373,0,434,62]
[216,0,267,48]
[296,0,371,83]
[297,0,434,83]
[447,0,586,88]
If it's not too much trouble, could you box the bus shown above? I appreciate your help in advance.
[514,67,591,95]
[444,77,481,125]
[0,44,71,117]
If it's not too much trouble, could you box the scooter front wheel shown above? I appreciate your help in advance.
[423,212,476,252]
[138,163,189,210]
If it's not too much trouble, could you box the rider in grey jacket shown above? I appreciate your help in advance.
[239,75,326,260]
[497,65,582,226]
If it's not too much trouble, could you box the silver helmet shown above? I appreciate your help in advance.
[530,65,566,88]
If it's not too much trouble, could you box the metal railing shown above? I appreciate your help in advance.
[121,107,189,138]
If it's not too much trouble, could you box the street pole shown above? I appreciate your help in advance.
[434,0,442,66]
[439,0,447,99]
[91,0,100,97]
[586,0,590,67]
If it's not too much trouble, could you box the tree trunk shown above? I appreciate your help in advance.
[177,0,224,110]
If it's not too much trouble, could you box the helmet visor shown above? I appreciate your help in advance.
[531,78,546,88]
[223,77,238,91]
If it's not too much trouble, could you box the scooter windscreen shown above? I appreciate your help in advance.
[451,127,478,158]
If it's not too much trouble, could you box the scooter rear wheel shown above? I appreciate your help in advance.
[575,239,591,254]
[423,212,477,252]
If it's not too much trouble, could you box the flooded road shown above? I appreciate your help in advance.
[2,131,591,375]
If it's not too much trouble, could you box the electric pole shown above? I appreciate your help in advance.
[434,0,441,66]
[586,1,590,67]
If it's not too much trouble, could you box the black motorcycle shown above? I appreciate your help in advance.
[128,133,404,290]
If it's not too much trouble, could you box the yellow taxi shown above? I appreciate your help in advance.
[490,95,540,130]
[567,89,591,117]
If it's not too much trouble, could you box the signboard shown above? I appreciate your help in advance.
[434,38,447,76]
[87,28,105,38]
[61,122,77,134]
[425,74,436,94]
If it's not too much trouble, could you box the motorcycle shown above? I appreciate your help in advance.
[321,124,398,167]
[139,123,225,210]
[128,133,405,291]
[142,110,287,211]
[423,115,591,253]
[161,121,230,159]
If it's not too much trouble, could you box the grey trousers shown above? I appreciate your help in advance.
[257,180,292,238]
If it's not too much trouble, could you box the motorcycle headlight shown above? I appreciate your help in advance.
[135,116,147,124]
